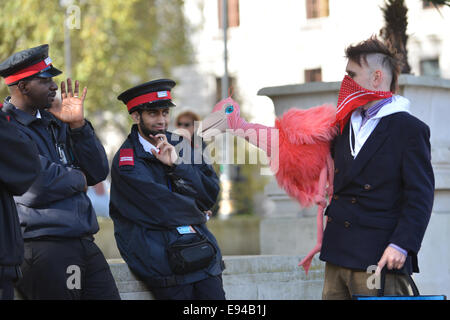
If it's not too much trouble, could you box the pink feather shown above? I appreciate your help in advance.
[207,97,338,274]
[273,105,337,207]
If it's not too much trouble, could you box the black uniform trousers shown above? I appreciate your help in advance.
[150,275,226,300]
[0,279,13,300]
[16,237,120,300]
[0,266,20,300]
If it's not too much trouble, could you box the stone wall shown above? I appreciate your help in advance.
[14,255,324,300]
[109,255,325,300]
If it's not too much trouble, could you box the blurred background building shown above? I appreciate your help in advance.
[173,0,450,125]
[169,0,450,219]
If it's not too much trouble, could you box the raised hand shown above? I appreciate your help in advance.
[150,134,178,166]
[49,78,87,129]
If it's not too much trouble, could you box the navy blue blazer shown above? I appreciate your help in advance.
[319,111,434,274]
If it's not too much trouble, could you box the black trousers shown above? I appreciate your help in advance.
[16,237,120,300]
[150,275,226,300]
[0,280,13,300]
[0,266,19,300]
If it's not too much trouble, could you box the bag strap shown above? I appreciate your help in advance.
[378,267,420,297]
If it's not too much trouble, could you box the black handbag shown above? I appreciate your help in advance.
[353,267,447,300]
[166,231,216,275]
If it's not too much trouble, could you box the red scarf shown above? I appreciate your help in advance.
[334,75,393,133]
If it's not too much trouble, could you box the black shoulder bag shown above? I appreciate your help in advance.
[166,227,216,275]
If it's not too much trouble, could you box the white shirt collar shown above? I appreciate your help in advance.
[138,132,160,154]
[35,110,42,119]
[349,95,411,158]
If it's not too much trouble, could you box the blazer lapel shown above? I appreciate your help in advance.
[336,116,391,192]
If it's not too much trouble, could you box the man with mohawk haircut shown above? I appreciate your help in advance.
[319,36,434,299]
[200,36,434,299]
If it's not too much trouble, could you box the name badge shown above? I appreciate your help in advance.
[157,91,168,98]
[176,226,196,234]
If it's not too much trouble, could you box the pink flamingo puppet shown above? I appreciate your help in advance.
[198,97,338,274]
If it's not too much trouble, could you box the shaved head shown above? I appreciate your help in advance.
[345,36,401,92]
[365,53,393,92]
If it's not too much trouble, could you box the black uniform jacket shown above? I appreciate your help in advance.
[110,125,223,287]
[0,111,40,266]
[320,112,434,274]
[2,99,109,239]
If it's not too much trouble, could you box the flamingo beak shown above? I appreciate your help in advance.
[197,112,228,140]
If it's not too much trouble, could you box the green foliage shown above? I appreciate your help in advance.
[230,162,270,215]
[210,133,270,216]
[0,0,192,127]
[229,125,270,215]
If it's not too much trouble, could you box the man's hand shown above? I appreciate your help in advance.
[204,210,213,218]
[49,78,87,129]
[150,134,178,166]
[376,246,407,275]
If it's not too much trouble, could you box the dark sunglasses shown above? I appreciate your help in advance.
[177,122,193,128]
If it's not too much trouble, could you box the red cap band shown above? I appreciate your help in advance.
[126,91,172,112]
[4,58,52,85]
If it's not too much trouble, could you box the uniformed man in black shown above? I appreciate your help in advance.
[110,79,225,300]
[0,44,120,299]
[0,107,40,300]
